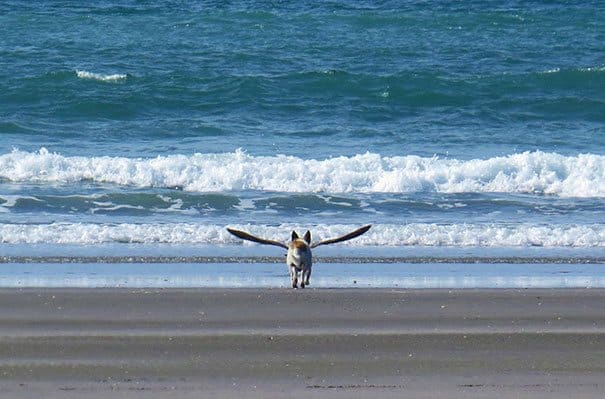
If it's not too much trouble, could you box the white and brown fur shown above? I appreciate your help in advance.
[227,225,371,288]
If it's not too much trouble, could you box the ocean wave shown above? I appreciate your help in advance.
[75,70,128,82]
[1,149,604,197]
[0,222,603,247]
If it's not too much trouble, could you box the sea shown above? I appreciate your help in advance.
[1,1,604,288]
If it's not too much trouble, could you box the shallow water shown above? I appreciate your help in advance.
[1,262,604,289]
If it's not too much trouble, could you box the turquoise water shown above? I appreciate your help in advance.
[2,2,604,158]
[1,1,604,270]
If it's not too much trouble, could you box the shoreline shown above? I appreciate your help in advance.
[2,261,605,289]
[2,255,605,264]
[0,288,604,397]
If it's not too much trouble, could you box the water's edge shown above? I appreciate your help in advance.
[2,255,604,264]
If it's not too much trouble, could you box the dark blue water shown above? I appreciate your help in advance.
[1,1,604,257]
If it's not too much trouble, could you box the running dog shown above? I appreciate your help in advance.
[227,225,371,288]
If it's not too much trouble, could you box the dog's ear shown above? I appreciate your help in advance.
[303,230,311,244]
[291,231,299,241]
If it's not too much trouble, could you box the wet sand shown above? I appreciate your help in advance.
[0,288,604,398]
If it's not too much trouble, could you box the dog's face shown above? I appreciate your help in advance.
[290,239,309,250]
[288,231,311,252]
[287,230,313,288]
[287,230,312,269]
[288,230,312,256]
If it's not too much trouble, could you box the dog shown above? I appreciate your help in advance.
[227,225,371,288]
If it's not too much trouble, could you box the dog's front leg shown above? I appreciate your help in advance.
[302,266,311,286]
[289,265,298,288]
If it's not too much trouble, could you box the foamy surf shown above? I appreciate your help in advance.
[0,148,604,197]
[75,70,127,82]
[0,222,603,247]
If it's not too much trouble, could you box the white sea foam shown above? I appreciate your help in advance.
[579,65,605,73]
[1,148,604,197]
[75,70,127,82]
[0,223,603,247]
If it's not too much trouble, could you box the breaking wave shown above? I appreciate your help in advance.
[0,222,603,247]
[1,148,604,197]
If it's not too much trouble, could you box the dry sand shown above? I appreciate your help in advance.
[0,287,603,398]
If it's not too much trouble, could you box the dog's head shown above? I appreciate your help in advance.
[291,230,311,245]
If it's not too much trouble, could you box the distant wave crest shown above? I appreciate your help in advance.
[1,148,604,197]
[75,70,127,82]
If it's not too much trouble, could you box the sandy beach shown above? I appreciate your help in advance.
[0,287,603,398]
